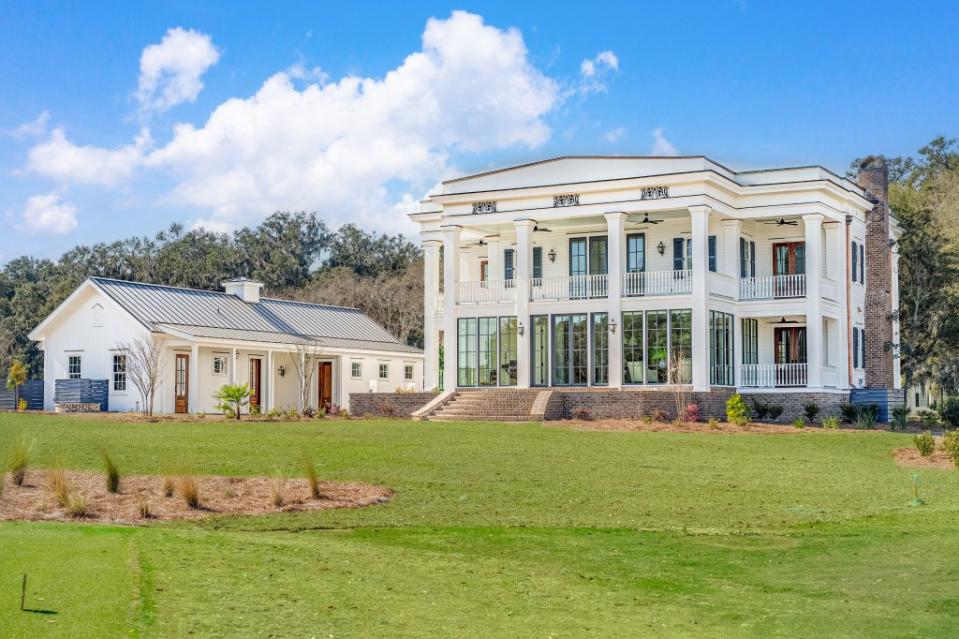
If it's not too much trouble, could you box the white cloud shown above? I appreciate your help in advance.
[136,27,220,113]
[26,127,151,186]
[18,193,78,235]
[10,111,50,139]
[23,12,564,234]
[579,50,619,93]
[651,127,678,156]
[602,127,626,143]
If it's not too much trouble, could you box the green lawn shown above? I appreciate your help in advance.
[1,413,958,637]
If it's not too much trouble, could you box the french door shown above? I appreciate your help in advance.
[774,327,807,386]
[249,358,262,410]
[569,237,607,298]
[174,354,189,413]
[552,314,588,385]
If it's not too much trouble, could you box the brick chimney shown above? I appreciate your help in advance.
[856,158,894,388]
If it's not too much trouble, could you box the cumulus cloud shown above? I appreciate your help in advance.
[24,11,560,234]
[19,193,78,235]
[579,50,619,94]
[651,127,678,156]
[602,127,626,143]
[136,27,220,113]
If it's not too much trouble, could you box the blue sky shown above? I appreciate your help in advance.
[2,1,957,263]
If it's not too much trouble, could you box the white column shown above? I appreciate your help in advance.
[442,226,461,391]
[689,206,711,391]
[804,214,824,388]
[828,221,849,389]
[733,312,743,387]
[514,219,535,388]
[486,236,501,283]
[229,347,237,385]
[266,350,274,412]
[422,239,441,391]
[605,212,626,387]
[721,219,742,279]
[189,343,199,413]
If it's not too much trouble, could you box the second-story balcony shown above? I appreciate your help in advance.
[739,274,806,300]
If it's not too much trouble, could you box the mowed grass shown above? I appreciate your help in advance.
[1,413,958,637]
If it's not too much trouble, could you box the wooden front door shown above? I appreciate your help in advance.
[249,358,262,410]
[774,327,807,364]
[318,362,333,409]
[174,354,189,413]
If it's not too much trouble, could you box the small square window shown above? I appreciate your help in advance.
[351,361,362,379]
[68,355,82,379]
[378,363,389,380]
[113,354,126,391]
[404,363,414,381]
[213,356,227,375]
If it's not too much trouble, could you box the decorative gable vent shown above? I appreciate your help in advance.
[471,200,497,214]
[553,194,579,207]
[91,303,103,328]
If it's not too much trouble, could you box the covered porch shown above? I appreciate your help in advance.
[737,314,843,389]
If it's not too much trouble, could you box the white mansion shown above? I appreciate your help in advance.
[410,156,901,408]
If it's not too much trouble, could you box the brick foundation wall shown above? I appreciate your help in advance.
[349,392,439,417]
[739,392,849,422]
[857,161,895,389]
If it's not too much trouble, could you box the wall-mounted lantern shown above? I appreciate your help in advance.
[517,322,525,337]
[657,241,666,256]
[608,317,617,334]
[547,248,557,263]
[278,365,286,377]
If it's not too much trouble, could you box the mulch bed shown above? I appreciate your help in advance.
[0,470,392,525]
[893,447,956,471]
[551,419,863,435]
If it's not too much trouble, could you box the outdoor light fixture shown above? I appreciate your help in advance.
[657,241,666,256]
[278,365,286,377]
[608,317,617,333]
[517,322,525,337]
[548,248,557,263]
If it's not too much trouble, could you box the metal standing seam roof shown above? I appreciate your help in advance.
[90,277,421,353]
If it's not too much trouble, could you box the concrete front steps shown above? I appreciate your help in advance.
[426,389,545,422]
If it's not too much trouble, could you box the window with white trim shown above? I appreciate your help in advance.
[351,361,362,379]
[91,303,103,327]
[112,354,127,391]
[68,355,82,379]
[378,363,389,380]
[404,363,414,381]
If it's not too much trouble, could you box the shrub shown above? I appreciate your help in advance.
[326,403,342,417]
[682,403,701,423]
[48,466,70,507]
[66,494,88,518]
[942,430,959,467]
[17,398,27,412]
[803,402,820,423]
[891,406,910,431]
[302,406,316,419]
[162,475,175,497]
[7,438,30,486]
[822,416,840,430]
[642,414,654,425]
[214,383,251,420]
[178,475,201,509]
[571,406,593,421]
[917,409,939,428]
[839,403,859,423]
[767,404,784,421]
[939,398,959,429]
[250,404,261,417]
[376,401,397,418]
[793,417,805,429]
[856,404,879,430]
[302,451,321,499]
[650,409,669,423]
[751,399,770,420]
[914,431,935,457]
[138,500,153,519]
[708,417,720,430]
[726,394,750,426]
[102,451,120,494]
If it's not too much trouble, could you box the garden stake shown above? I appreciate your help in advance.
[910,473,925,507]
[20,574,26,611]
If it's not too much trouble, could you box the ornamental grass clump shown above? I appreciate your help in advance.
[725,393,750,427]
[8,438,30,486]
[270,473,286,508]
[48,465,70,508]
[822,416,840,430]
[66,494,88,518]
[162,474,175,497]
[793,417,806,429]
[302,451,321,499]
[101,451,120,494]
[891,406,910,431]
[178,475,200,509]
[914,432,935,458]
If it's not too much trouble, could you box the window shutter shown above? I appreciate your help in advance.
[853,328,859,368]
[708,236,717,272]
[860,244,865,284]
[504,249,514,281]
[532,247,542,279]
[739,238,747,277]
[673,238,685,271]
[851,241,858,282]
[749,241,756,277]
[861,329,866,368]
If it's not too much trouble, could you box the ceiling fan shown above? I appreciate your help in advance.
[533,225,552,233]
[764,217,799,226]
[636,213,664,225]
[775,316,800,324]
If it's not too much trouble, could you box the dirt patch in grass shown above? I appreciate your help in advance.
[551,419,872,435]
[893,447,956,470]
[0,470,392,525]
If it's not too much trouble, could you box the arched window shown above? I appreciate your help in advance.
[91,303,104,328]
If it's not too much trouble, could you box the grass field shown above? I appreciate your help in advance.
[1,413,958,637]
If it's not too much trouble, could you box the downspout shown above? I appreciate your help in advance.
[845,214,854,388]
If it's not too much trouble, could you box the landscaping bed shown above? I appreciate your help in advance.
[0,469,392,525]
[894,447,957,470]
[553,419,879,435]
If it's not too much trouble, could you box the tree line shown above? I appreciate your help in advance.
[0,213,423,377]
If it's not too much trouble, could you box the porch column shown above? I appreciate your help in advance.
[721,219,742,279]
[229,347,237,385]
[804,214,824,388]
[733,312,744,387]
[827,221,850,389]
[442,226,462,391]
[689,206,711,391]
[514,219,535,388]
[486,236,501,283]
[422,239,442,391]
[266,350,274,411]
[605,212,627,387]
[891,245,902,389]
[189,343,199,414]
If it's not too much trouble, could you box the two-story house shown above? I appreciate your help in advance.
[409,156,902,421]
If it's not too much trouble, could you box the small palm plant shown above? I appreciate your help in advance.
[213,383,251,420]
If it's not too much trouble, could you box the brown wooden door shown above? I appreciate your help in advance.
[175,354,189,413]
[249,358,262,410]
[318,362,333,409]
[774,327,807,364]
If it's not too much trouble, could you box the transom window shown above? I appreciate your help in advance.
[112,354,127,391]
[68,355,82,379]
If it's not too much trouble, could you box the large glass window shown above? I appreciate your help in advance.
[499,317,518,386]
[569,238,588,277]
[571,314,589,385]
[589,237,608,275]
[670,310,692,383]
[552,315,570,385]
[532,315,549,386]
[457,318,478,386]
[646,311,669,383]
[709,311,734,386]
[626,233,646,273]
[68,355,82,379]
[591,313,608,386]
[622,311,644,384]
[112,354,127,391]
[742,318,759,364]
[552,314,588,386]
[478,317,498,386]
